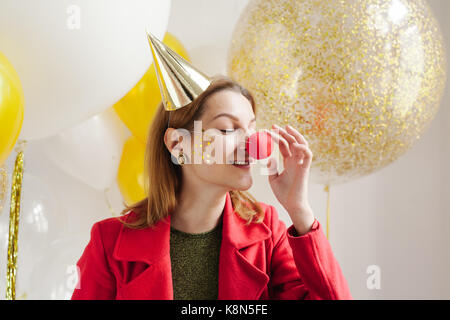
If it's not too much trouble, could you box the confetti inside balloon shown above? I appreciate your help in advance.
[227,0,447,185]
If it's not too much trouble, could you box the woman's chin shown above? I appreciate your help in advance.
[230,178,253,191]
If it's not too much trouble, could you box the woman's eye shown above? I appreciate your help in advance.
[220,129,235,134]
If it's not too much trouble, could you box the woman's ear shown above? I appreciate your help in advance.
[164,128,183,154]
[164,128,192,164]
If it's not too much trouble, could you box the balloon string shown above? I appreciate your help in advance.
[324,184,330,240]
[0,164,7,215]
[6,139,26,300]
[104,187,118,217]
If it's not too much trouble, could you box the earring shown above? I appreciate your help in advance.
[178,149,186,165]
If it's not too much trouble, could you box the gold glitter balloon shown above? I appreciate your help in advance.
[227,0,447,185]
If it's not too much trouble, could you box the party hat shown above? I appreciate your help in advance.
[146,30,212,111]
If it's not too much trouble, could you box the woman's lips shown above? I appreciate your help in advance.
[232,163,250,169]
[231,159,252,169]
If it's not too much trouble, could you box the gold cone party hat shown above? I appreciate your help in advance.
[146,30,212,111]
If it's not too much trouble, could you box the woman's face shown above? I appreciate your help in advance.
[167,89,257,191]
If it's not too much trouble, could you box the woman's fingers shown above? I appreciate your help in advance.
[266,157,279,181]
[273,124,297,144]
[273,124,303,156]
[293,143,313,166]
[263,129,292,159]
[263,124,312,165]
[285,124,309,147]
[269,124,313,165]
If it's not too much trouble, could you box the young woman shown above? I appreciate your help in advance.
[71,75,352,300]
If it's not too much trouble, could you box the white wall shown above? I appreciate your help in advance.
[167,0,450,299]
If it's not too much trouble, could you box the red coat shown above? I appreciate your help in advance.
[71,192,352,300]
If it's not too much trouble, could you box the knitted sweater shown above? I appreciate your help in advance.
[169,217,223,300]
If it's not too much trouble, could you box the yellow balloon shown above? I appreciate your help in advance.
[117,136,146,205]
[113,32,190,144]
[0,52,24,165]
[227,0,447,185]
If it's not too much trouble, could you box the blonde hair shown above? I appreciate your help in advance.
[118,75,264,229]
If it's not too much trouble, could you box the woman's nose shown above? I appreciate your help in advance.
[238,128,255,147]
[246,130,273,160]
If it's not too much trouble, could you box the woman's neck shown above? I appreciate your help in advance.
[170,185,228,234]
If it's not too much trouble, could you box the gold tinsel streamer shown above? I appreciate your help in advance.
[0,164,7,215]
[5,140,26,300]
[324,184,330,240]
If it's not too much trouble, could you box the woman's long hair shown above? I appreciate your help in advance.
[118,75,265,229]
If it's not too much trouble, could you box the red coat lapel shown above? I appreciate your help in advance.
[112,191,272,300]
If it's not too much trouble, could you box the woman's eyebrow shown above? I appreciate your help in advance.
[209,113,256,124]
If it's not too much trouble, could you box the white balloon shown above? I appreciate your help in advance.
[3,139,124,235]
[0,0,171,140]
[0,173,67,299]
[27,235,88,300]
[37,108,131,191]
[167,0,249,50]
[189,44,228,76]
[0,139,127,299]
[167,0,249,76]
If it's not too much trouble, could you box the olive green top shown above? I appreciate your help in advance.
[170,217,223,300]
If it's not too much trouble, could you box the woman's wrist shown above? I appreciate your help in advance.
[287,206,315,236]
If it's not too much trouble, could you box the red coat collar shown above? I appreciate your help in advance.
[112,191,271,263]
[111,191,273,299]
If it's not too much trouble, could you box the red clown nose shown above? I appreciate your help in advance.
[246,131,274,160]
